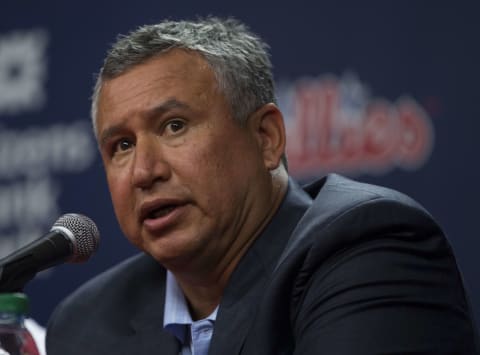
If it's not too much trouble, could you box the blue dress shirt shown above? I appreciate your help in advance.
[163,271,218,355]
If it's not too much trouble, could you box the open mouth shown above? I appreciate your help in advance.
[147,205,177,219]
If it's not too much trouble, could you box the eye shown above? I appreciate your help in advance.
[113,138,133,154]
[165,119,186,135]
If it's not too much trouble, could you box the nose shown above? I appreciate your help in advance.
[131,136,171,189]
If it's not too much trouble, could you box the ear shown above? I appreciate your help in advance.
[248,103,286,170]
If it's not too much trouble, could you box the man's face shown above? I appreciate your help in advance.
[96,50,276,272]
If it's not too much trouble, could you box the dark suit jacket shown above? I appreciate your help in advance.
[46,174,479,354]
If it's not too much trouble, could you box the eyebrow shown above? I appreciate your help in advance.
[99,98,191,147]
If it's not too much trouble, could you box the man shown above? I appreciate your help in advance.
[47,17,479,354]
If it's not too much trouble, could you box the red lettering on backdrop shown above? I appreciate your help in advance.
[396,98,433,168]
[285,76,433,177]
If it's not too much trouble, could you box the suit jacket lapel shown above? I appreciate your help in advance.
[209,179,312,355]
[114,255,181,355]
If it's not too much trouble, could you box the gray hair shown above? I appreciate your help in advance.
[90,17,276,136]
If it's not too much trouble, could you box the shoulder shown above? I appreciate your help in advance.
[275,175,452,298]
[282,173,443,264]
[57,252,164,311]
[304,173,429,215]
[278,176,479,352]
[298,174,443,254]
[46,253,166,351]
[279,174,461,314]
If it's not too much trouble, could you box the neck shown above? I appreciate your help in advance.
[172,226,263,320]
[172,167,289,320]
[176,279,223,320]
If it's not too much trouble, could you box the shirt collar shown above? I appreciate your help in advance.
[163,271,218,344]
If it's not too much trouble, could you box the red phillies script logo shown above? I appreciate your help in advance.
[279,74,434,178]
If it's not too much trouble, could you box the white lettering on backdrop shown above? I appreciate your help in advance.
[0,121,96,259]
[0,29,48,114]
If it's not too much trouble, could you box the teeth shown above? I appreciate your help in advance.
[149,206,175,219]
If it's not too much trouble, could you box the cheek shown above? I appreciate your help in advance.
[106,171,132,219]
[190,145,253,204]
[170,143,230,207]
[107,173,142,247]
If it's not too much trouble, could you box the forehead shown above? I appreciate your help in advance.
[97,49,220,118]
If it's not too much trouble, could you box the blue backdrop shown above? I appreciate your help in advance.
[1,1,479,328]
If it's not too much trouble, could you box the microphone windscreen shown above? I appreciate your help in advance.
[51,213,100,263]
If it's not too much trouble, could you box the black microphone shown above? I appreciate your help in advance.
[0,213,100,292]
